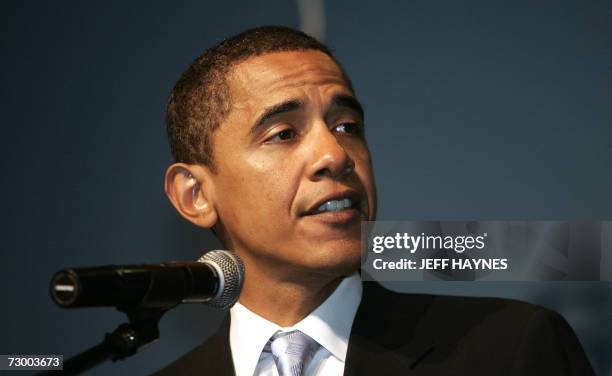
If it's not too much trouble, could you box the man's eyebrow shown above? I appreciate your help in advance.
[251,99,303,135]
[330,94,364,120]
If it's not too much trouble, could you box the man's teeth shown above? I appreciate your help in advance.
[317,198,353,213]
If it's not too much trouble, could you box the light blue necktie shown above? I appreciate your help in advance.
[264,330,320,376]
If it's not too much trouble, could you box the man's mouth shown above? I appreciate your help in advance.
[315,198,356,213]
[301,189,363,217]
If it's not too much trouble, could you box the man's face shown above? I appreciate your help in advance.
[209,50,377,280]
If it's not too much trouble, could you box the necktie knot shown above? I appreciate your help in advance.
[267,330,320,376]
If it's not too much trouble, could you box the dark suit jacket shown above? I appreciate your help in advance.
[154,282,595,375]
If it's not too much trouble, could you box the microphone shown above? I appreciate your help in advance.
[50,250,244,310]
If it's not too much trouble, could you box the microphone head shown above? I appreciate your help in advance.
[198,250,244,309]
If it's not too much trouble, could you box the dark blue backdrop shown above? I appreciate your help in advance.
[1,1,610,375]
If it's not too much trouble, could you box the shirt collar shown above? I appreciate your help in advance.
[229,273,362,376]
[230,301,280,376]
[294,273,362,361]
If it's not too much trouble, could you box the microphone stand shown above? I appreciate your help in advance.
[40,308,166,375]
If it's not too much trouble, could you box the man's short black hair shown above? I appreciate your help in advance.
[166,25,352,171]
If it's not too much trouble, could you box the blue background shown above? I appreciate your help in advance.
[1,1,610,374]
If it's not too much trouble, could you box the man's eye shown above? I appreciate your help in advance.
[267,129,296,142]
[334,123,361,135]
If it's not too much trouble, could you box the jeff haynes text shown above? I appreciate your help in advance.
[372,258,509,270]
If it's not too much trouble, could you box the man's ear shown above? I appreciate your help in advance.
[164,163,218,229]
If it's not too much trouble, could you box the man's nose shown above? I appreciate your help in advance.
[305,125,355,181]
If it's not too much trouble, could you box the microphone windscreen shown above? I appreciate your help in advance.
[198,250,245,309]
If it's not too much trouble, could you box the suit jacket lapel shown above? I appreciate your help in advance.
[152,316,235,376]
[344,282,436,375]
[201,316,235,376]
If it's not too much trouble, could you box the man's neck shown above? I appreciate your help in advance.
[237,263,343,327]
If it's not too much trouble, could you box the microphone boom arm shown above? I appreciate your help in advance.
[39,308,165,376]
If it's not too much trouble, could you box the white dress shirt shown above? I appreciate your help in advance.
[229,273,362,376]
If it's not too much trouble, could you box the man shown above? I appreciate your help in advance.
[156,26,594,375]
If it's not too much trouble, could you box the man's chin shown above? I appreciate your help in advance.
[302,250,361,278]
